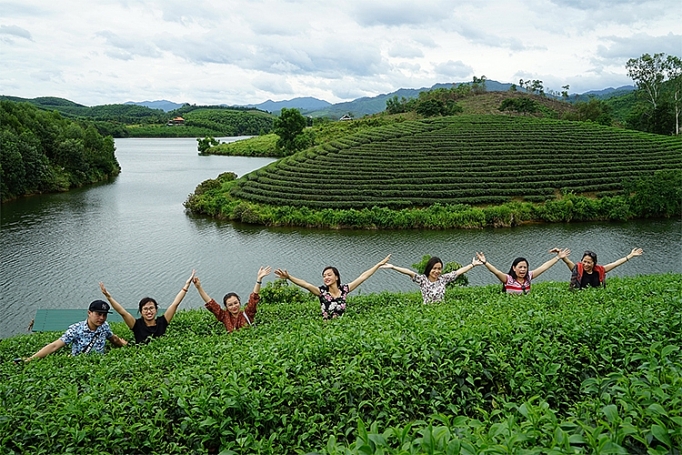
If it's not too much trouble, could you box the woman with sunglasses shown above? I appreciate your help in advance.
[476,249,570,294]
[552,248,643,290]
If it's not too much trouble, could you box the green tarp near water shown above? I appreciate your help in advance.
[32,309,164,332]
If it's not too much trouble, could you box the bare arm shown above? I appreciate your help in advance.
[164,269,196,324]
[252,266,272,294]
[348,254,391,292]
[532,248,570,278]
[380,263,417,279]
[452,257,484,277]
[108,334,128,348]
[99,282,135,329]
[603,248,643,273]
[274,269,320,295]
[26,339,66,361]
[192,276,213,303]
[550,248,575,270]
[476,252,508,283]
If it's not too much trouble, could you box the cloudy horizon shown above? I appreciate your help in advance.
[1,0,680,107]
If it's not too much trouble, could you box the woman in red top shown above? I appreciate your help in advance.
[555,247,643,290]
[193,266,271,332]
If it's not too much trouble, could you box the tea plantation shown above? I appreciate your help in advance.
[231,115,681,209]
[1,274,680,454]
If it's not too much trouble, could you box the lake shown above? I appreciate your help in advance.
[1,137,680,339]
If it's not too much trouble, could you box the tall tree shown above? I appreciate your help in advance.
[273,108,307,155]
[626,53,666,109]
[663,55,682,135]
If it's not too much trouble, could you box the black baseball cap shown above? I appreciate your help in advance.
[89,300,112,314]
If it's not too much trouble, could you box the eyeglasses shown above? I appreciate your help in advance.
[141,307,156,313]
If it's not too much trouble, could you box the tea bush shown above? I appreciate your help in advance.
[1,274,680,454]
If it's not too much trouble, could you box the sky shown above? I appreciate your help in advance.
[1,0,680,107]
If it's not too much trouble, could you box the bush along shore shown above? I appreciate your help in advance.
[1,274,680,454]
[185,169,681,229]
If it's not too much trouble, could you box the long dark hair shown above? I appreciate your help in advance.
[138,297,158,313]
[222,292,241,307]
[322,266,341,288]
[424,256,443,278]
[503,257,529,293]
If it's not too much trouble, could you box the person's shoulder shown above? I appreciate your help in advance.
[68,320,87,331]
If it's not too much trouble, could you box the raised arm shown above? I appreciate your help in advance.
[252,266,272,294]
[550,248,575,271]
[163,269,195,324]
[348,254,391,292]
[274,268,321,296]
[603,248,643,273]
[192,276,214,303]
[452,257,484,277]
[476,252,508,283]
[380,263,417,279]
[532,248,570,278]
[99,282,135,329]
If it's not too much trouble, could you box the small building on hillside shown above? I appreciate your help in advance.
[167,116,185,126]
[339,114,353,121]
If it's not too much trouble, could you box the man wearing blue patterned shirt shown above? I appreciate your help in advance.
[25,300,127,361]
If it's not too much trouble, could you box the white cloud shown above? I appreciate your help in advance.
[0,0,679,106]
[0,24,32,41]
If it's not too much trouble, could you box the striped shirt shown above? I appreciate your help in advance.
[503,271,533,294]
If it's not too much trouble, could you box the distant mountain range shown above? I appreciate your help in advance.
[107,80,638,117]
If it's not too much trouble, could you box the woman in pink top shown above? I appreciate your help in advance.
[476,249,569,294]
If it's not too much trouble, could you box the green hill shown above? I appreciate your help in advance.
[1,274,680,454]
[191,115,681,228]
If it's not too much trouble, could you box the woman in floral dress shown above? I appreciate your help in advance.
[381,256,482,304]
[274,255,391,320]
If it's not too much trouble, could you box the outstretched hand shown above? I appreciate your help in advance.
[471,257,483,267]
[380,263,394,269]
[99,282,110,297]
[476,252,487,263]
[274,269,290,280]
[378,254,391,266]
[257,266,272,281]
[629,247,643,258]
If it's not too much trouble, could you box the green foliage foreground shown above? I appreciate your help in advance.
[1,274,680,454]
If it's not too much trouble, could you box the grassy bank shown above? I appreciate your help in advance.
[1,274,680,454]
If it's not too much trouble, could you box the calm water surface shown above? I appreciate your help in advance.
[1,137,680,339]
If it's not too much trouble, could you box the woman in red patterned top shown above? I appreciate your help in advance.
[192,266,271,332]
[476,249,569,294]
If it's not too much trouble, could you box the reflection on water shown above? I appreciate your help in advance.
[1,137,680,339]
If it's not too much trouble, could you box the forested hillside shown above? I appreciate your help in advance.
[0,96,276,138]
[0,100,120,202]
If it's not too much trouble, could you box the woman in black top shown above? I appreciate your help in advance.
[99,270,195,343]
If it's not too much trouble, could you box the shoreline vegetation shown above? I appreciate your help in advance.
[185,115,681,230]
[2,273,680,453]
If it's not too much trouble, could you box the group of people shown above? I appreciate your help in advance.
[20,247,643,361]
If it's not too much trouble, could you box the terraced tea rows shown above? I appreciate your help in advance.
[230,116,681,209]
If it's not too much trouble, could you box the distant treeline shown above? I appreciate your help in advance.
[0,100,121,202]
[0,96,276,138]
